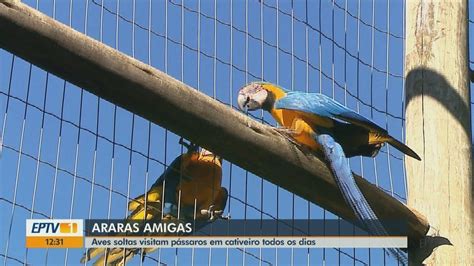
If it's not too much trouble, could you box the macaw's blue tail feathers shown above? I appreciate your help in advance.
[315,134,408,265]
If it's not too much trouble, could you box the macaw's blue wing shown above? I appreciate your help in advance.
[276,91,422,160]
[315,134,408,265]
[275,91,388,133]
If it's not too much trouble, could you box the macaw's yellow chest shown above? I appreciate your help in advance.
[178,154,223,207]
[270,108,334,151]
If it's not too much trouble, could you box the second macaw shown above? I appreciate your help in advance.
[81,141,228,265]
[238,82,418,264]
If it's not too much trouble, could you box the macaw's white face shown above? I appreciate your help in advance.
[237,83,269,111]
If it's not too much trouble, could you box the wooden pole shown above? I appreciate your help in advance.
[405,0,473,264]
[0,1,429,241]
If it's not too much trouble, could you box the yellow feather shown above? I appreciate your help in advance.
[80,248,105,263]
[82,150,225,265]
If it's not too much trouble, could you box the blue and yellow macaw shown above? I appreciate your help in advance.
[238,82,419,264]
[81,140,228,265]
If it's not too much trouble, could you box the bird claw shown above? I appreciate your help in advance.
[162,213,177,221]
[200,205,230,221]
[273,127,320,156]
[274,127,297,136]
[273,127,301,147]
[179,137,199,152]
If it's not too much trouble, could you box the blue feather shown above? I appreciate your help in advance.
[275,91,387,133]
[316,134,408,264]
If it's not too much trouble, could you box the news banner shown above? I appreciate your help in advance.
[25,219,407,250]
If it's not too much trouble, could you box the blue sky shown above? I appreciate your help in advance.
[1,0,471,265]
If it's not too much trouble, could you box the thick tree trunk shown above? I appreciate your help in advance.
[405,0,473,264]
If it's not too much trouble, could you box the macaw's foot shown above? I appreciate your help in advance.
[163,203,178,219]
[273,127,301,146]
[274,126,297,136]
[162,214,177,221]
[179,137,199,153]
[200,205,230,221]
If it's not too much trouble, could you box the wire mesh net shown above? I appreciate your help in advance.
[468,2,474,147]
[0,0,413,265]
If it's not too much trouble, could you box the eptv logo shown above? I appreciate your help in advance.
[26,219,83,248]
[27,219,82,236]
[31,222,78,234]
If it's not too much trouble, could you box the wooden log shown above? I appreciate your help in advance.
[405,0,473,264]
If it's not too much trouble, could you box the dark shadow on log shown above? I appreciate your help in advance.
[406,68,471,138]
[406,68,473,221]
